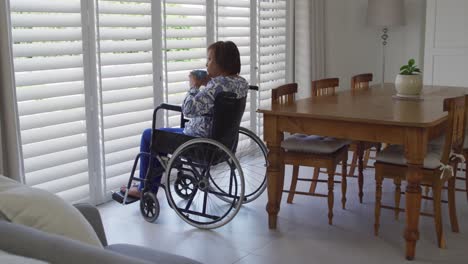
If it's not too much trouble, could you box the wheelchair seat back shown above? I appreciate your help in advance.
[151,92,246,156]
[211,91,247,150]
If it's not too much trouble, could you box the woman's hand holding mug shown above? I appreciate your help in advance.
[189,70,210,88]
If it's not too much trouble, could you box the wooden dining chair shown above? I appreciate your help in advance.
[272,83,298,104]
[351,73,373,92]
[374,95,466,248]
[309,78,340,194]
[348,73,382,203]
[453,107,468,201]
[278,81,350,225]
[460,139,468,201]
[312,78,339,96]
[429,104,468,202]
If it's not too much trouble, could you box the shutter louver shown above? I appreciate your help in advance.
[215,0,252,129]
[11,0,90,202]
[163,0,207,127]
[258,0,287,134]
[97,0,155,192]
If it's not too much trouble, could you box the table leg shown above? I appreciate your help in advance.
[357,142,364,203]
[404,129,427,260]
[264,115,284,229]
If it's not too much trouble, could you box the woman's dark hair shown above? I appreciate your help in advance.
[208,41,241,75]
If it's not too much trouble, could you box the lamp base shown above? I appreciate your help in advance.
[381,27,388,86]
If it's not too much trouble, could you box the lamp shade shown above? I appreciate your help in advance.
[367,0,405,27]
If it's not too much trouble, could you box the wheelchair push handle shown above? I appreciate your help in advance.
[249,85,259,91]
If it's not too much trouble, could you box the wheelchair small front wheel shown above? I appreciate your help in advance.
[174,172,196,200]
[165,138,245,229]
[140,192,160,223]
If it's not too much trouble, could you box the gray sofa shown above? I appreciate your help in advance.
[0,203,201,264]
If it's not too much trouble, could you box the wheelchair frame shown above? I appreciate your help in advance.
[113,86,268,229]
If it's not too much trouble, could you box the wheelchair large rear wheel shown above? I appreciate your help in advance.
[235,127,268,203]
[165,138,245,229]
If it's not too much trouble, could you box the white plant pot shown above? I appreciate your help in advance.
[395,74,423,96]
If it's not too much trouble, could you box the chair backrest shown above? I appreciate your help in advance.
[312,78,339,97]
[211,91,247,149]
[440,95,467,164]
[271,83,298,104]
[351,73,373,92]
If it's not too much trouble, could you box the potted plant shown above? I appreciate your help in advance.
[395,59,423,97]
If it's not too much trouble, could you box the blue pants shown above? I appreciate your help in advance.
[139,127,184,193]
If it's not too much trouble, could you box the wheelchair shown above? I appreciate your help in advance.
[112,86,268,229]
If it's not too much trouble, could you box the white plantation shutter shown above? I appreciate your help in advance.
[7,0,291,203]
[96,0,156,193]
[257,0,287,134]
[162,0,208,127]
[215,0,253,130]
[10,0,91,202]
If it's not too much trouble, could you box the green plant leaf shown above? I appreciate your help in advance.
[399,59,420,75]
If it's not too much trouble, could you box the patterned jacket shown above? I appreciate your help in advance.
[182,75,249,137]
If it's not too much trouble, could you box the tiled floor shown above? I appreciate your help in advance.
[99,164,468,264]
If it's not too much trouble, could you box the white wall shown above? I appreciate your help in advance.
[324,0,426,89]
[423,0,468,87]
[295,0,312,98]
[294,0,326,99]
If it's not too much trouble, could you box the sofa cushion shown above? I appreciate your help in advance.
[0,250,49,264]
[0,221,150,264]
[0,210,7,221]
[107,244,202,264]
[0,176,103,248]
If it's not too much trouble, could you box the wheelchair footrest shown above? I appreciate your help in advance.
[112,191,140,205]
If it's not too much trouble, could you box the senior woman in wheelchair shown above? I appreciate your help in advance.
[121,41,249,198]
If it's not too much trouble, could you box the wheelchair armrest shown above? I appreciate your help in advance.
[152,103,187,130]
[157,103,182,113]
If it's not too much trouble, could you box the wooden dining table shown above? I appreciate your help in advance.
[258,83,468,260]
